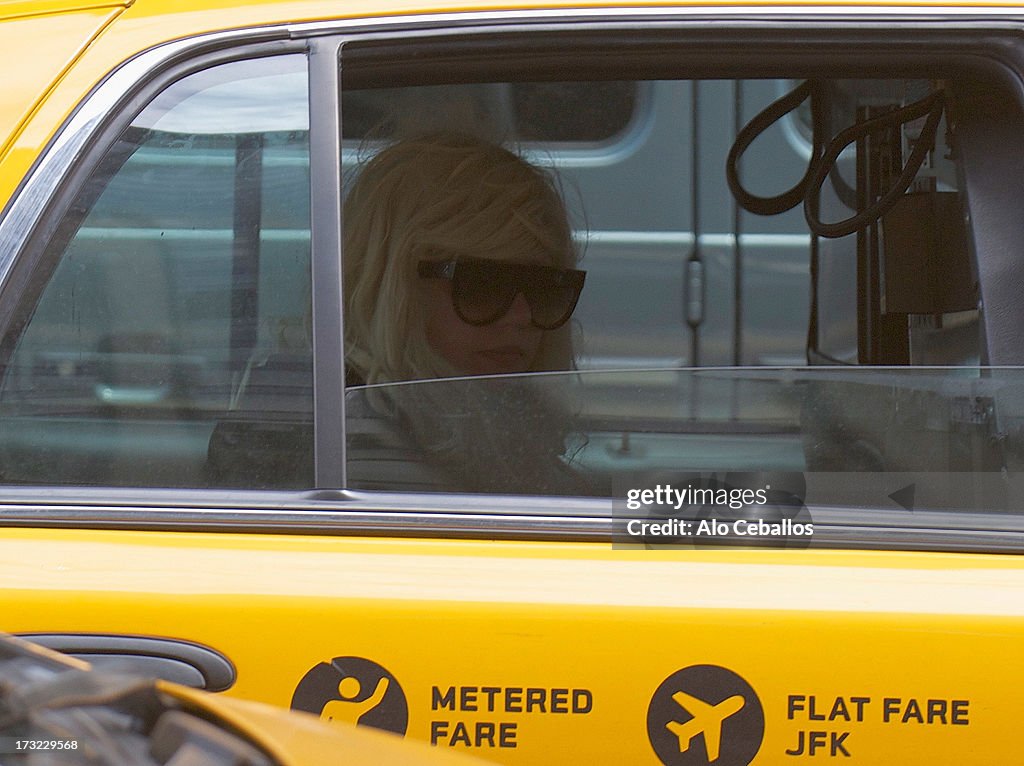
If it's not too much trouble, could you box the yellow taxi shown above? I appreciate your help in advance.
[2,1,1024,764]
[0,634,492,765]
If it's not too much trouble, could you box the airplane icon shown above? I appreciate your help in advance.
[665,690,746,762]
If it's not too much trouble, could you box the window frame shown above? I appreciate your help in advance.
[0,12,1023,553]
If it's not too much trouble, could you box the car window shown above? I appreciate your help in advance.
[2,36,1018,525]
[0,54,312,489]
[338,58,1018,515]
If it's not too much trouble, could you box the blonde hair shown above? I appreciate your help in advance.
[344,133,577,384]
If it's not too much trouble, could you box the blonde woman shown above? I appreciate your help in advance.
[343,133,596,495]
[343,132,582,385]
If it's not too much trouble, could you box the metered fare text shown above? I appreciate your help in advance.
[430,684,593,749]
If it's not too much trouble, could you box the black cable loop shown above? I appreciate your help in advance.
[804,90,945,239]
[826,148,858,210]
[726,80,826,216]
[727,83,946,237]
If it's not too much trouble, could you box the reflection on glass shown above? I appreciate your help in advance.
[346,367,1022,513]
[0,55,312,489]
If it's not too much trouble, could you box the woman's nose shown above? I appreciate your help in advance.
[504,290,533,327]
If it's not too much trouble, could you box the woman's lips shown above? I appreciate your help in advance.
[478,346,528,370]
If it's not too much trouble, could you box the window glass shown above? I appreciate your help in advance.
[341,82,637,144]
[346,367,1017,513]
[0,54,312,489]
[339,70,1007,513]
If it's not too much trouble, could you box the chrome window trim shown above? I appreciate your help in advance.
[0,492,1023,553]
[288,5,1024,39]
[1,8,1024,551]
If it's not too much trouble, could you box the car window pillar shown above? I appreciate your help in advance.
[308,36,347,488]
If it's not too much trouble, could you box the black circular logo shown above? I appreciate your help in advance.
[291,656,408,735]
[647,665,764,766]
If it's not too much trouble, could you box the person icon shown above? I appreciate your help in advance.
[319,674,391,726]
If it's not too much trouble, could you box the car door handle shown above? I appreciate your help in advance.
[18,634,235,692]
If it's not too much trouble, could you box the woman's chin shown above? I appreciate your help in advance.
[471,348,531,375]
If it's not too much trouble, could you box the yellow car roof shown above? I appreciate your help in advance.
[0,1,126,21]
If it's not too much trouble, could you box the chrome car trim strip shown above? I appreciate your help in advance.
[1,489,1024,552]
[0,506,1022,553]
[289,5,1024,40]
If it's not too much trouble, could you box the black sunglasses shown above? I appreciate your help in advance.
[418,256,586,330]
